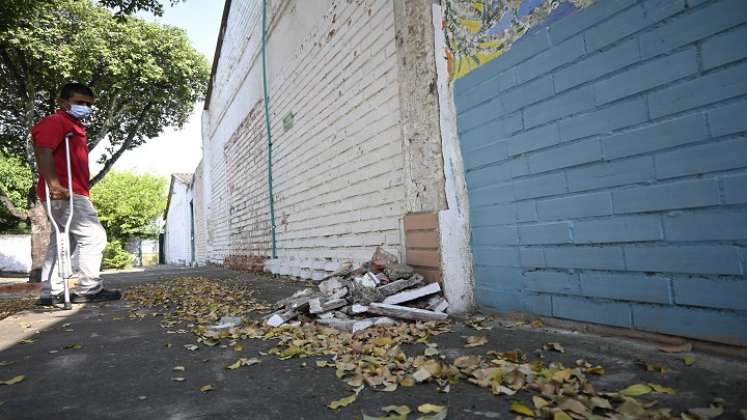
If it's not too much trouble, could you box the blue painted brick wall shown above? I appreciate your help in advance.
[455,0,747,346]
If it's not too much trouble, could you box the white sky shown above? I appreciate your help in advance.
[90,1,223,179]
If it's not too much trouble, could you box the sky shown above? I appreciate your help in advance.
[91,1,224,179]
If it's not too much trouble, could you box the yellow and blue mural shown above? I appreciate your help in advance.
[444,0,595,80]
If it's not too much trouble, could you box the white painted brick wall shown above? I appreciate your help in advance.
[192,162,208,265]
[200,0,407,276]
[164,181,192,265]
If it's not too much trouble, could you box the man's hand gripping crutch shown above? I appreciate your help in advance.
[44,132,74,310]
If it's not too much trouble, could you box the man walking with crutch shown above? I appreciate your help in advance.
[33,82,121,306]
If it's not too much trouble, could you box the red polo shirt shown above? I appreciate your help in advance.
[32,109,90,200]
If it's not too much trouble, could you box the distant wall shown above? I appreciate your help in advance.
[124,238,160,267]
[164,182,193,265]
[0,234,31,273]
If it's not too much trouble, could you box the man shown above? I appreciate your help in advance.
[34,82,121,305]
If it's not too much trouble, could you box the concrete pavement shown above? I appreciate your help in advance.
[0,266,745,419]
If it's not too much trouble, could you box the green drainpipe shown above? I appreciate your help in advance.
[262,0,277,259]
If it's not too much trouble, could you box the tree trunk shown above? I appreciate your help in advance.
[28,202,49,282]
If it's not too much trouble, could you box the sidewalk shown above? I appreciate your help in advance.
[0,266,745,419]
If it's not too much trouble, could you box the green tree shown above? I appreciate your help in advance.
[0,153,33,233]
[0,0,183,31]
[0,0,209,278]
[90,171,167,241]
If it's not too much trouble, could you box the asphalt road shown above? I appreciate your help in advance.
[0,266,745,419]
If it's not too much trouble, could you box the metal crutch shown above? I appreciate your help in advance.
[44,132,74,310]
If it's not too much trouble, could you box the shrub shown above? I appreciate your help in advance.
[102,240,133,270]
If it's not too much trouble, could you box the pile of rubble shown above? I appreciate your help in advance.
[265,248,448,333]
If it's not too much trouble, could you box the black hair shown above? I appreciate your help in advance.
[60,82,94,99]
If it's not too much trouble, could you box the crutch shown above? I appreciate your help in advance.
[44,132,74,310]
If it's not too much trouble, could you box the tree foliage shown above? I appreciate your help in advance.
[90,171,167,241]
[0,0,183,31]
[0,0,209,212]
[98,0,184,17]
[0,153,33,232]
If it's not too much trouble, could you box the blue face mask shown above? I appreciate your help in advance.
[67,104,92,120]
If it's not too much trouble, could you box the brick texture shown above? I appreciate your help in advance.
[404,213,441,283]
[199,0,407,276]
[456,0,747,345]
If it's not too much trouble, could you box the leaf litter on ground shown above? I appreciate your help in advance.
[122,276,724,418]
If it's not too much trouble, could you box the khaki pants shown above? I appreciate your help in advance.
[40,195,107,298]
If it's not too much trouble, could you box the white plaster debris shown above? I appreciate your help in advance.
[383,282,441,305]
[267,248,448,331]
[368,303,448,321]
[351,304,368,314]
[354,272,380,288]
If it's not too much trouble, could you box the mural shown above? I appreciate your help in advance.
[444,0,595,80]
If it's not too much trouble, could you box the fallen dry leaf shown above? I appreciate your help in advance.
[530,319,544,328]
[616,397,646,417]
[19,338,37,344]
[171,377,185,382]
[620,383,653,397]
[184,344,199,351]
[510,401,534,417]
[417,403,445,414]
[464,336,488,348]
[586,365,605,375]
[400,376,415,387]
[363,414,406,420]
[688,405,724,419]
[226,358,261,370]
[648,383,676,394]
[231,343,244,352]
[558,398,591,417]
[532,396,549,409]
[659,342,692,353]
[412,368,432,383]
[590,396,612,410]
[638,360,669,374]
[1,375,25,385]
[553,411,572,420]
[551,368,572,383]
[454,355,481,370]
[382,405,411,415]
[328,386,363,410]
[64,344,81,350]
[199,384,214,392]
[684,355,696,366]
[544,342,565,353]
[424,347,440,357]
[417,410,447,420]
[173,366,185,372]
